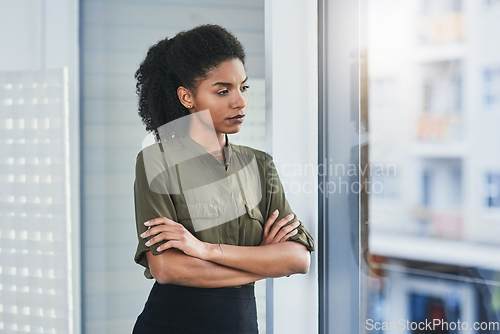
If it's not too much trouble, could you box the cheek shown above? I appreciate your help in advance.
[205,95,223,110]
[204,106,224,125]
[205,102,226,118]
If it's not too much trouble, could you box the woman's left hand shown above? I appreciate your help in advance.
[141,217,208,260]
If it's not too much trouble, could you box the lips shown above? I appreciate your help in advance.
[228,114,245,119]
[226,114,245,123]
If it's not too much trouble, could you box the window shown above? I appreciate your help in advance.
[484,68,500,111]
[486,173,500,208]
[0,2,79,333]
[364,0,500,332]
[485,0,500,9]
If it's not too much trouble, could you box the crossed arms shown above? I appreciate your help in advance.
[141,211,311,288]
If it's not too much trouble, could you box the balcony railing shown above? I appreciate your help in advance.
[412,206,463,239]
[417,112,463,141]
[417,12,464,44]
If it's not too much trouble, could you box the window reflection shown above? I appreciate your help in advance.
[365,0,500,332]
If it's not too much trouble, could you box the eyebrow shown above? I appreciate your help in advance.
[212,77,248,87]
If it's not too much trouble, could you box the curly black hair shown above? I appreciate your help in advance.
[135,24,246,140]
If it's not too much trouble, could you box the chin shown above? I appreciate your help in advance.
[222,125,243,134]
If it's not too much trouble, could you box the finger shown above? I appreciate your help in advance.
[268,213,294,240]
[279,227,299,243]
[143,219,188,238]
[274,220,300,243]
[144,217,177,227]
[145,232,177,247]
[141,224,176,239]
[268,213,293,240]
[262,210,279,238]
[156,240,178,252]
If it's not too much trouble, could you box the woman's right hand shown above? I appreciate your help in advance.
[260,210,299,246]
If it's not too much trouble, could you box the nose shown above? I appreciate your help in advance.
[230,90,246,110]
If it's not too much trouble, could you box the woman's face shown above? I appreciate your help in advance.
[185,58,249,135]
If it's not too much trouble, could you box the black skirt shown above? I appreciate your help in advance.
[133,282,259,334]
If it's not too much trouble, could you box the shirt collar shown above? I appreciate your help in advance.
[177,133,233,166]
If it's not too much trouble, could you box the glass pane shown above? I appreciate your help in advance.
[0,69,73,334]
[0,2,78,333]
[80,1,266,333]
[364,0,500,333]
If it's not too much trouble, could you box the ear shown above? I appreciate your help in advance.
[177,86,195,113]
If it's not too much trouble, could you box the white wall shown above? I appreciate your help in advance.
[265,0,319,333]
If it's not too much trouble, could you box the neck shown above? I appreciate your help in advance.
[187,126,226,153]
[212,131,226,148]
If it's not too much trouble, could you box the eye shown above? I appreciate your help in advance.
[240,85,250,92]
[217,89,229,96]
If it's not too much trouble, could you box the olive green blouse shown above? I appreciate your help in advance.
[133,134,316,281]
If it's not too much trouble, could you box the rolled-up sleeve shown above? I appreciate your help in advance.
[134,149,177,278]
[263,154,316,252]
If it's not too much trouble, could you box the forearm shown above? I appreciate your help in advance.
[204,241,311,278]
[146,249,265,288]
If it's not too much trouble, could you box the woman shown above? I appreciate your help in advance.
[132,24,315,334]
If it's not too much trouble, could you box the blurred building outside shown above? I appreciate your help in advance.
[367,0,500,332]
